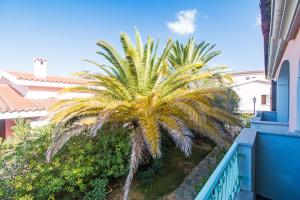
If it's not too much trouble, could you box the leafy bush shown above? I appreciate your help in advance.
[0,124,130,200]
[215,87,240,115]
[137,159,164,185]
[84,178,108,200]
[10,118,32,140]
[240,113,253,128]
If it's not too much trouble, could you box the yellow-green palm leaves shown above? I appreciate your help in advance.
[168,38,220,69]
[169,39,233,87]
[46,30,238,200]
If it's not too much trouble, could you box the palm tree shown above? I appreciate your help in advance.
[168,39,232,87]
[46,30,238,200]
[168,38,220,70]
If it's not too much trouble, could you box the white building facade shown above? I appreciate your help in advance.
[230,70,271,113]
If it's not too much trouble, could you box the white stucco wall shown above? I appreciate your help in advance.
[57,92,92,99]
[25,90,57,99]
[30,117,50,127]
[275,28,300,132]
[0,110,48,120]
[232,81,271,113]
[232,73,266,83]
[14,87,90,99]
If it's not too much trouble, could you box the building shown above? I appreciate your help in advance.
[230,70,270,113]
[0,58,87,139]
[196,0,300,200]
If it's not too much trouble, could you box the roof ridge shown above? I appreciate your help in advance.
[6,70,78,78]
[4,70,86,85]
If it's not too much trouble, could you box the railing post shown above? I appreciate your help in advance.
[195,128,257,200]
[195,143,240,200]
[235,128,257,192]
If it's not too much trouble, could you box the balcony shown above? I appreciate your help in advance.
[250,111,289,133]
[195,114,300,200]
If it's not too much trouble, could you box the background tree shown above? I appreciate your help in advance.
[168,38,220,69]
[168,39,241,136]
[46,30,239,200]
[169,38,233,88]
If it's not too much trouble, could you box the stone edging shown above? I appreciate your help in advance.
[161,147,221,200]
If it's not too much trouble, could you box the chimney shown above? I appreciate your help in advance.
[33,57,47,78]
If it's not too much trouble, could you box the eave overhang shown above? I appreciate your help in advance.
[267,0,300,79]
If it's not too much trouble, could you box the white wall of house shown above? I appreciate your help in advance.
[25,90,90,99]
[275,28,300,132]
[57,92,92,99]
[232,81,271,113]
[25,90,91,99]
[230,71,271,113]
[30,117,50,127]
[0,110,48,120]
[231,73,266,83]
[25,90,58,99]
[21,86,81,101]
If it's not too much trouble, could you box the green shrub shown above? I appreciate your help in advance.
[214,87,240,115]
[137,157,164,186]
[240,113,253,128]
[84,178,108,200]
[0,125,130,200]
[10,118,32,140]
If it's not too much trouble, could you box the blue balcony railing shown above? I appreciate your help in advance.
[261,111,277,122]
[196,121,300,199]
[195,142,240,200]
[251,111,288,133]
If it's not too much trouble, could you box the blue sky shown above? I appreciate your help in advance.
[0,0,263,76]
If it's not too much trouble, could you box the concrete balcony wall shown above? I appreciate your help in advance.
[250,111,289,133]
[197,113,300,200]
[261,111,277,121]
[255,131,300,199]
[235,129,256,193]
[195,129,256,200]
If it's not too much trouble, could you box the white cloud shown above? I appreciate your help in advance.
[167,9,197,35]
[255,14,261,27]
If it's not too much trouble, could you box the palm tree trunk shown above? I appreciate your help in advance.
[122,131,144,200]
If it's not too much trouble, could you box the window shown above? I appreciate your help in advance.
[0,120,5,139]
[261,95,267,105]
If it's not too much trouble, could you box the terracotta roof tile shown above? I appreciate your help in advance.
[0,84,56,113]
[7,71,85,84]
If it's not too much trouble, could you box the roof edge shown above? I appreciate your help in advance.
[1,70,82,88]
